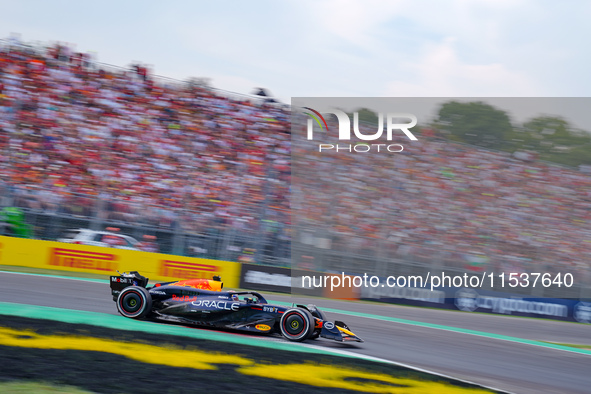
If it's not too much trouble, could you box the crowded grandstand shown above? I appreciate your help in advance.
[1,38,590,291]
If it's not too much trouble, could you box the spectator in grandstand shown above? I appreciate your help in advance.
[138,235,160,253]
[101,227,125,247]
[1,37,590,278]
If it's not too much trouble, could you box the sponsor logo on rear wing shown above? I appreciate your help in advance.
[110,276,133,284]
[110,276,135,294]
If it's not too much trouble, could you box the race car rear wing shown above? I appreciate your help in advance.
[110,271,149,299]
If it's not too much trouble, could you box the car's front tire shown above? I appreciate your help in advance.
[279,308,314,342]
[117,286,152,319]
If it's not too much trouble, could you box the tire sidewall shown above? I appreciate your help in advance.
[117,286,152,319]
[280,308,314,341]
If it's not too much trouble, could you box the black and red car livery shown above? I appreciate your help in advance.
[110,271,363,343]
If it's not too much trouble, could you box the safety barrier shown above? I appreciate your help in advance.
[0,236,240,288]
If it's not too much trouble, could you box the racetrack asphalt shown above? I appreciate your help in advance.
[1,271,589,394]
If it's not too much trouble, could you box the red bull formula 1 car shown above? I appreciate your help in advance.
[110,271,363,343]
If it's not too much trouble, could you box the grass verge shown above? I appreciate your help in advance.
[0,381,93,393]
[542,342,591,350]
[0,315,499,394]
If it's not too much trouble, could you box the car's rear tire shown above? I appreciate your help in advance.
[280,308,314,342]
[117,286,152,319]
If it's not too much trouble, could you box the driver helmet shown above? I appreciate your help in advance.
[228,290,239,301]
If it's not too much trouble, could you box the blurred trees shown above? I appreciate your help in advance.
[349,108,380,124]
[434,102,591,168]
[347,102,591,168]
[518,116,591,167]
[435,101,513,149]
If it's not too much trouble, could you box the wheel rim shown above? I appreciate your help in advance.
[283,312,306,336]
[120,291,143,314]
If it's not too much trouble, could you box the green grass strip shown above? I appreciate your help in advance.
[542,342,591,350]
[0,302,360,359]
[0,381,93,393]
